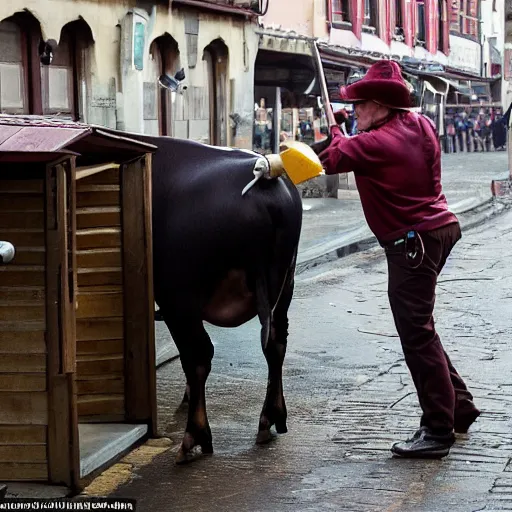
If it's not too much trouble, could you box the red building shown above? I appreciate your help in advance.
[325,0,479,58]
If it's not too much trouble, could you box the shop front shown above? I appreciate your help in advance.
[253,31,322,156]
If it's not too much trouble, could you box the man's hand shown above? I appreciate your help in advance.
[318,126,344,175]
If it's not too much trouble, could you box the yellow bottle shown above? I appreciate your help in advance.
[268,140,324,185]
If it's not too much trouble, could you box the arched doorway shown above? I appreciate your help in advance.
[203,39,229,146]
[41,19,94,120]
[150,33,180,136]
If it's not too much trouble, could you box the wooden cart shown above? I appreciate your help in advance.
[0,116,157,490]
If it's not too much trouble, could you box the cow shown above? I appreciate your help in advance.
[125,134,303,464]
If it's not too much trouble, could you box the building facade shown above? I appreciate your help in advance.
[256,0,504,194]
[0,0,261,149]
[0,0,503,160]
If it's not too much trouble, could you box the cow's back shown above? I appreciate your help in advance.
[130,135,302,308]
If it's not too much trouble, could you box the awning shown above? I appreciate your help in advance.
[254,49,321,97]
[438,77,473,97]
[422,76,449,96]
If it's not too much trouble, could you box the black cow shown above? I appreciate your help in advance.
[129,135,303,463]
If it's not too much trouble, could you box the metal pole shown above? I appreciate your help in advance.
[273,86,281,153]
[311,40,337,129]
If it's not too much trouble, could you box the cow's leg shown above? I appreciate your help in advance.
[163,313,214,463]
[177,382,191,411]
[256,273,294,444]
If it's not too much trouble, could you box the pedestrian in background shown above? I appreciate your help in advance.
[446,118,456,153]
[315,60,480,459]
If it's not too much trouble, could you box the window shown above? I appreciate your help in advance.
[331,0,351,24]
[438,0,445,51]
[41,31,73,117]
[466,0,479,37]
[0,21,28,113]
[395,0,404,34]
[364,0,378,29]
[449,0,460,32]
[0,16,91,119]
[416,1,426,43]
[450,0,479,38]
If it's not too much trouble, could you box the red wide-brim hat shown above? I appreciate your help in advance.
[339,60,412,110]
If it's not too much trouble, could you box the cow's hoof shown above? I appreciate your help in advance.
[256,429,274,445]
[275,420,288,434]
[175,432,213,464]
[175,445,202,464]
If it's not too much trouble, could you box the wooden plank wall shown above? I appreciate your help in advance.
[75,168,125,422]
[122,156,157,433]
[0,177,49,481]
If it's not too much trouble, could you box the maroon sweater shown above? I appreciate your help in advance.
[322,111,458,243]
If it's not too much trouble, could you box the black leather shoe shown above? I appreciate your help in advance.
[391,427,455,459]
[454,400,480,434]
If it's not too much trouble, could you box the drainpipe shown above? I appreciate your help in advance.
[479,0,484,78]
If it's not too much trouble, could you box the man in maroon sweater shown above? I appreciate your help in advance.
[318,60,480,458]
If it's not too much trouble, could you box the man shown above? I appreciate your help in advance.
[317,60,480,458]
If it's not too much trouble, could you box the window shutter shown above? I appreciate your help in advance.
[442,0,450,54]
[327,0,333,26]
[384,0,393,45]
[350,0,364,39]
[403,0,414,46]
[425,0,438,53]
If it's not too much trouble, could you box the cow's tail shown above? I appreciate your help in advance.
[255,247,297,352]
[255,273,272,352]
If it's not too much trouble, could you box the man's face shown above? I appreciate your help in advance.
[354,101,380,131]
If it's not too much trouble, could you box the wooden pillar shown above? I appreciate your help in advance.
[121,154,157,435]
[46,157,79,487]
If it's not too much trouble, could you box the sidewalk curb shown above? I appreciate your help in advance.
[295,197,507,275]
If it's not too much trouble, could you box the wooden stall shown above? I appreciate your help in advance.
[0,116,157,490]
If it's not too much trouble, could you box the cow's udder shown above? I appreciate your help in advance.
[203,269,257,328]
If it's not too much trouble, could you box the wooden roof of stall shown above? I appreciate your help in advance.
[0,115,156,165]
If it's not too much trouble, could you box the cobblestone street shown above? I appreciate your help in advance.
[112,191,512,511]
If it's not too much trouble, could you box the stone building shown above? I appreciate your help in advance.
[0,0,261,149]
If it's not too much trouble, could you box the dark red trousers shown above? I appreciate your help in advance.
[385,222,474,433]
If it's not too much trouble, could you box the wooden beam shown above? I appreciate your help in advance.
[121,154,157,433]
[75,164,120,182]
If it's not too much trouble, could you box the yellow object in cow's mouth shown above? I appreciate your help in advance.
[278,140,324,185]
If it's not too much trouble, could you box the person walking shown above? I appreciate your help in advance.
[316,60,480,459]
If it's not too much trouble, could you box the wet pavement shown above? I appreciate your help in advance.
[112,198,512,511]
